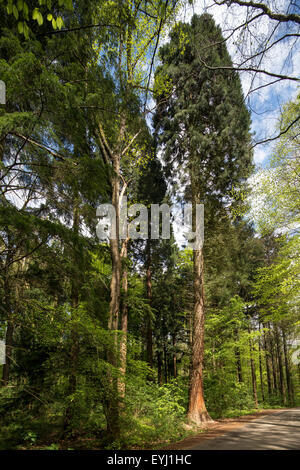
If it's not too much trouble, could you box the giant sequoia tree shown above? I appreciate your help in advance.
[154,13,253,425]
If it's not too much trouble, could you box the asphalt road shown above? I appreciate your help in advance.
[191,408,300,450]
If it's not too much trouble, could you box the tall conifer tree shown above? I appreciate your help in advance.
[154,13,253,425]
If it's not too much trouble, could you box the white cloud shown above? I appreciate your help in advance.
[253,146,269,165]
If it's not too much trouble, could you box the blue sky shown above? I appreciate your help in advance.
[175,0,300,168]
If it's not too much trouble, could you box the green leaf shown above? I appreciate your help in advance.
[17,0,23,11]
[37,12,43,26]
[56,16,63,30]
[52,18,57,30]
[17,21,24,34]
[13,5,19,19]
[64,0,73,10]
[23,2,29,19]
[47,13,53,21]
[23,22,29,39]
[32,8,39,20]
[6,4,13,14]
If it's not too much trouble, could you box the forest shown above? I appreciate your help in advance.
[0,0,299,451]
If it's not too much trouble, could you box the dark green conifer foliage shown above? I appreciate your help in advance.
[154,13,253,204]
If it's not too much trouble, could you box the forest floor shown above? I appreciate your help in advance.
[160,408,300,450]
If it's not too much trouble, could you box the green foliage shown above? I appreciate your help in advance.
[120,378,189,448]
[1,0,72,38]
[205,377,255,418]
[0,0,299,452]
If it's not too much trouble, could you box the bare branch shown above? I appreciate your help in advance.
[252,114,300,147]
[215,0,300,24]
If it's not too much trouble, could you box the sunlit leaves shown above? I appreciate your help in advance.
[2,0,72,38]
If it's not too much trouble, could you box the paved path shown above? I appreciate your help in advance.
[191,408,300,450]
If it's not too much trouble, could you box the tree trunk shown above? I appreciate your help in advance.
[106,155,121,438]
[235,334,243,383]
[118,238,129,399]
[258,323,265,401]
[263,326,273,398]
[172,334,177,378]
[1,321,14,387]
[157,349,163,385]
[268,323,278,395]
[282,328,294,405]
[274,325,286,404]
[187,184,212,426]
[163,342,168,383]
[63,201,80,433]
[109,157,121,335]
[145,238,153,370]
[1,268,13,387]
[248,326,258,408]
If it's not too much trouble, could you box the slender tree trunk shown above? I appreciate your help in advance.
[1,321,14,387]
[268,323,278,396]
[274,325,286,404]
[282,328,294,405]
[1,260,16,388]
[212,340,216,374]
[248,326,258,408]
[64,201,80,433]
[118,238,129,399]
[263,326,273,398]
[157,348,163,385]
[145,238,153,370]
[163,342,168,383]
[106,155,122,438]
[109,157,121,335]
[258,323,265,401]
[172,334,177,378]
[235,333,243,383]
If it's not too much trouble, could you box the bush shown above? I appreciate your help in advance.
[205,375,255,417]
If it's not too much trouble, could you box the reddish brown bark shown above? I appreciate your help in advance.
[187,247,212,425]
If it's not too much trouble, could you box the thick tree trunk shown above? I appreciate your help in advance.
[187,247,212,425]
[187,182,212,426]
